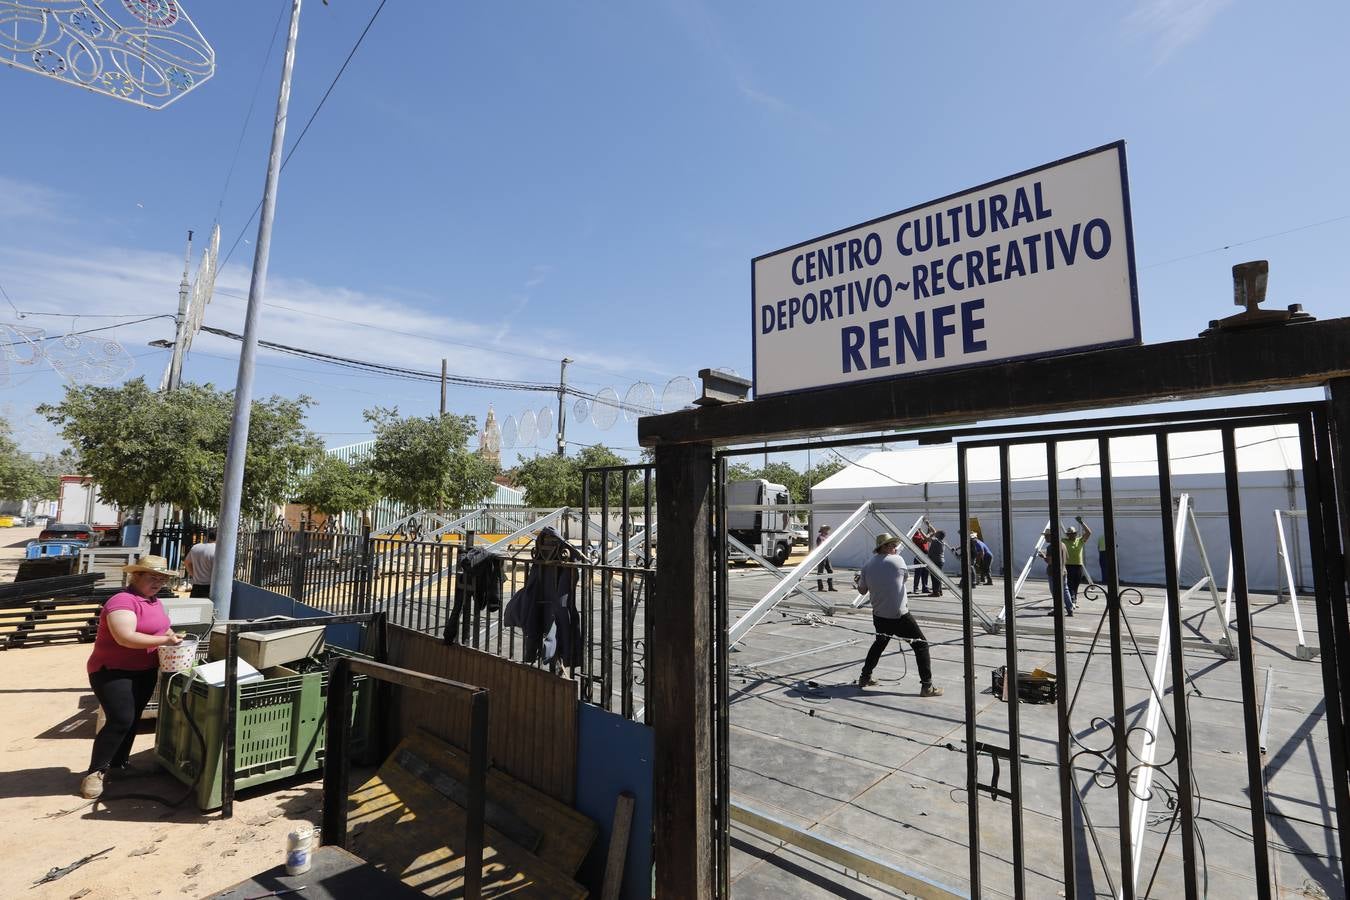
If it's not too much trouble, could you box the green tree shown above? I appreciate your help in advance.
[40,378,323,519]
[511,453,576,507]
[510,444,634,507]
[363,407,498,511]
[293,455,378,517]
[801,459,845,501]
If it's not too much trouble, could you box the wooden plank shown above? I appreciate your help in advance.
[638,317,1350,447]
[601,791,636,900]
[386,626,578,804]
[346,734,590,898]
[652,442,715,898]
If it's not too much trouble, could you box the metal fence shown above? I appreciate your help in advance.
[229,495,654,723]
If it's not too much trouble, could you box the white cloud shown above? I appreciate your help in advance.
[1128,0,1234,62]
[0,175,68,223]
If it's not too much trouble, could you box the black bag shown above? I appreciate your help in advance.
[991,665,1057,704]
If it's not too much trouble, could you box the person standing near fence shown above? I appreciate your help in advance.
[183,529,217,599]
[81,556,182,799]
[910,528,930,594]
[1062,517,1092,609]
[856,533,943,697]
[814,525,837,592]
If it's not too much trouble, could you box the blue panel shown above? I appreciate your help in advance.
[574,703,654,899]
[229,581,363,650]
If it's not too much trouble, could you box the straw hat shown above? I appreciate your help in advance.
[874,532,899,551]
[122,555,177,576]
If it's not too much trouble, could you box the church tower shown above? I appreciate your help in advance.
[478,406,501,467]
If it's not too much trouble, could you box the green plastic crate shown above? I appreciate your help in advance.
[153,648,374,810]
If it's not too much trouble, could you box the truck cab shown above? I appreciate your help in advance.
[726,479,793,567]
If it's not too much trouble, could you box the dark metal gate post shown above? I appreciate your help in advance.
[653,442,715,897]
[290,528,310,602]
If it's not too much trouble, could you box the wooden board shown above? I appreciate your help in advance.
[346,732,594,898]
[386,626,579,804]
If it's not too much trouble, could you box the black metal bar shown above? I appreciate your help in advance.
[1301,412,1350,884]
[644,465,654,726]
[1099,436,1136,899]
[1154,433,1199,897]
[1219,426,1273,898]
[712,403,1322,459]
[957,446,981,897]
[997,444,1026,898]
[1316,400,1350,768]
[621,473,634,719]
[581,473,593,701]
[715,456,731,898]
[222,623,240,819]
[601,470,613,710]
[321,655,354,846]
[1044,441,1076,896]
[291,528,309,602]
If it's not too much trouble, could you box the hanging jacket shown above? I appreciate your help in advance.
[458,547,504,612]
[502,526,582,667]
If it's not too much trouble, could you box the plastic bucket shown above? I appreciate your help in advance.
[158,638,199,674]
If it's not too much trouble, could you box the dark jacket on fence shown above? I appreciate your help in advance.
[445,546,505,644]
[502,527,582,667]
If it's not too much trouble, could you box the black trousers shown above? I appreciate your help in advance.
[88,667,159,773]
[189,583,211,598]
[862,613,933,684]
[1066,564,1086,608]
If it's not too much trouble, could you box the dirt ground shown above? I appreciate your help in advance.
[0,527,329,899]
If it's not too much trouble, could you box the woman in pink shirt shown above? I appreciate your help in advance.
[81,555,182,800]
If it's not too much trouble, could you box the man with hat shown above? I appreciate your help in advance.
[1062,516,1092,611]
[80,555,183,799]
[856,533,943,696]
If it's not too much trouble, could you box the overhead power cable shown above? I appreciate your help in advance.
[199,325,657,414]
[220,0,390,271]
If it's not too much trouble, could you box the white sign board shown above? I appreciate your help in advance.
[752,142,1141,398]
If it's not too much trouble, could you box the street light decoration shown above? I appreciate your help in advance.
[0,0,214,109]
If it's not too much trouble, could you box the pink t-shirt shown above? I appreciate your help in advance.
[86,592,171,673]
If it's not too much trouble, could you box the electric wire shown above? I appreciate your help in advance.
[0,315,175,347]
[1141,213,1350,270]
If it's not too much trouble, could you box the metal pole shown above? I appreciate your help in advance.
[440,358,447,416]
[557,357,571,456]
[209,0,303,619]
[167,229,194,390]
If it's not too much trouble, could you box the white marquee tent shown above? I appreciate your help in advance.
[809,424,1311,592]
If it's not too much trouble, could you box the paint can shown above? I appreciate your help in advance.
[285,824,313,875]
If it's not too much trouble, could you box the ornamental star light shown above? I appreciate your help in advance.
[0,0,214,109]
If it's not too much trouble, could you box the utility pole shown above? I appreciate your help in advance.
[557,358,571,456]
[440,358,447,416]
[166,229,194,391]
[209,0,304,619]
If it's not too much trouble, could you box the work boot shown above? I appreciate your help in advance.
[80,770,105,800]
[817,581,825,592]
[920,683,944,698]
[827,579,837,592]
[857,674,877,688]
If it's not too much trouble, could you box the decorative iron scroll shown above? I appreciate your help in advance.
[0,0,214,108]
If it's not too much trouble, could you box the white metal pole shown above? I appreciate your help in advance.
[557,358,570,456]
[166,229,194,391]
[209,0,303,618]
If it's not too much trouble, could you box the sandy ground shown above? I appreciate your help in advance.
[0,528,329,900]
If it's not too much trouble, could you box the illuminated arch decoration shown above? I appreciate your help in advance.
[0,0,214,109]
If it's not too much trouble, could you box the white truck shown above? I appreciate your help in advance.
[726,479,794,567]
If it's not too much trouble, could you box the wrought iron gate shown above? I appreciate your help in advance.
[708,402,1348,898]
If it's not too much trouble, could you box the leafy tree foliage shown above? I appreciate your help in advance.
[40,378,323,518]
[293,455,378,517]
[511,444,632,507]
[363,407,498,511]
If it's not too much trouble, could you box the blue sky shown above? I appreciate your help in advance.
[1,0,1347,466]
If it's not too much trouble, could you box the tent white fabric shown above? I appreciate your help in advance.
[810,424,1310,591]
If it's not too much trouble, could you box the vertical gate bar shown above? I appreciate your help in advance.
[998,444,1026,898]
[644,465,654,725]
[622,472,634,719]
[715,455,731,898]
[462,532,475,644]
[1154,433,1199,897]
[471,540,483,649]
[582,474,593,699]
[1099,436,1137,898]
[320,657,353,848]
[1045,441,1076,896]
[1298,413,1350,882]
[602,471,614,710]
[1220,427,1273,898]
[1315,403,1350,778]
[957,446,981,897]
